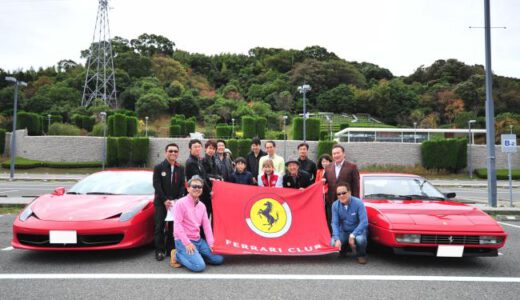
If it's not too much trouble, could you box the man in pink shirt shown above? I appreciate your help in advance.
[171,175,224,272]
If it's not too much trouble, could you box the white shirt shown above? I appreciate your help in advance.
[335,160,344,178]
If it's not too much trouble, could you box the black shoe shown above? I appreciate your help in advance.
[155,250,165,261]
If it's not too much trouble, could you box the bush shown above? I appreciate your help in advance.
[106,137,119,166]
[226,139,239,157]
[421,138,467,172]
[132,137,149,165]
[292,117,321,141]
[91,123,107,137]
[317,140,336,157]
[475,168,520,180]
[48,123,81,136]
[238,139,252,158]
[216,125,232,138]
[265,130,285,140]
[42,115,63,133]
[71,115,95,132]
[113,113,128,137]
[185,119,196,135]
[242,116,256,138]
[169,125,182,137]
[0,129,5,155]
[340,123,350,130]
[127,116,138,137]
[256,117,267,139]
[117,137,132,165]
[319,131,329,141]
[107,115,115,136]
[17,112,41,135]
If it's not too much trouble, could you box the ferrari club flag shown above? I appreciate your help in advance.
[212,181,337,255]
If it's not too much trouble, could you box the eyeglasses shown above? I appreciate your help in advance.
[336,191,348,196]
[167,150,179,153]
[190,185,203,190]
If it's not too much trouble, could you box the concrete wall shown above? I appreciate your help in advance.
[4,130,520,169]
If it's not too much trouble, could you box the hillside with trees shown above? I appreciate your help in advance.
[1,33,520,139]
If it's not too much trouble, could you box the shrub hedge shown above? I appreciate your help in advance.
[113,114,128,137]
[256,117,267,139]
[0,129,5,155]
[48,123,81,136]
[169,125,181,137]
[132,137,149,165]
[185,119,196,135]
[117,137,132,165]
[226,139,239,157]
[475,168,520,180]
[42,115,63,133]
[107,137,119,166]
[421,138,467,172]
[292,117,321,141]
[242,116,256,138]
[216,125,232,138]
[17,112,42,135]
[237,139,252,158]
[127,116,138,137]
[317,140,336,157]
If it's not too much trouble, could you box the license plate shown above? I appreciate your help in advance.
[437,245,464,257]
[49,231,77,244]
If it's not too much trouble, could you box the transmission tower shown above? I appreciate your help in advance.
[81,0,117,108]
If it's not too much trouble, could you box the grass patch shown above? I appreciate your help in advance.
[0,205,23,215]
[475,168,520,180]
[0,157,102,169]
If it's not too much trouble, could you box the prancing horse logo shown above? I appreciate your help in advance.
[448,236,454,244]
[257,201,279,230]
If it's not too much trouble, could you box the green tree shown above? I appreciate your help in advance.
[135,93,169,119]
[317,84,356,113]
[130,33,175,57]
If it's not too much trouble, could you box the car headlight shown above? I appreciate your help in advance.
[19,203,34,222]
[119,200,150,222]
[395,234,421,244]
[479,236,503,245]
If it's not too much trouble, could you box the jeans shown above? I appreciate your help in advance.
[330,231,367,257]
[175,239,224,272]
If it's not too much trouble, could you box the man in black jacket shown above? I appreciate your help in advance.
[152,143,186,261]
[185,139,214,218]
[246,138,267,185]
[283,157,312,190]
[297,142,317,183]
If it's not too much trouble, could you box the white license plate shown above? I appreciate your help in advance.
[49,231,77,244]
[437,245,464,257]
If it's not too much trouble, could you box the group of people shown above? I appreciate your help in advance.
[152,138,369,272]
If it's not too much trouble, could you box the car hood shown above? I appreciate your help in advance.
[31,194,153,221]
[365,200,504,232]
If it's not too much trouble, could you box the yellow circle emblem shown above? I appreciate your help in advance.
[246,197,292,238]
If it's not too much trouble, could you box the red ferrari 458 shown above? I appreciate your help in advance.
[12,170,155,250]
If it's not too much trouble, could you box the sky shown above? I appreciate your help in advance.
[1,0,519,78]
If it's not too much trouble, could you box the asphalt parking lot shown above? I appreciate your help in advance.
[1,213,519,299]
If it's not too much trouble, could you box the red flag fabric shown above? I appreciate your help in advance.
[212,181,337,255]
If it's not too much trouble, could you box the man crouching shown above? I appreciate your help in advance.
[331,182,368,264]
[171,175,224,272]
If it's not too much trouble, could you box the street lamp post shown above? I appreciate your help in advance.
[145,116,149,137]
[413,122,417,143]
[468,119,477,178]
[231,118,235,138]
[5,76,27,181]
[297,84,311,141]
[326,115,333,141]
[283,115,288,159]
[47,114,51,135]
[100,112,107,170]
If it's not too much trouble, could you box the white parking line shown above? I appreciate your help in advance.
[0,190,19,194]
[1,247,13,251]
[499,222,520,229]
[0,274,519,282]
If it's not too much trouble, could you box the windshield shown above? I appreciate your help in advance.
[68,171,153,195]
[363,176,445,200]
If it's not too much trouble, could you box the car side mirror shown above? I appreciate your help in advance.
[53,187,65,196]
[444,192,456,199]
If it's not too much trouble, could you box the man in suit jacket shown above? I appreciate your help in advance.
[323,144,360,232]
[153,143,186,261]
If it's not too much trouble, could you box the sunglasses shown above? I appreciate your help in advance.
[167,149,179,153]
[336,191,348,196]
[190,185,203,190]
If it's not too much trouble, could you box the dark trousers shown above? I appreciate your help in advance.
[325,202,332,234]
[154,202,175,253]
